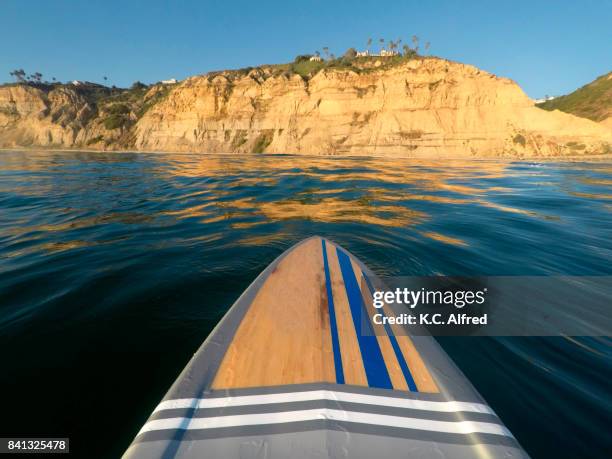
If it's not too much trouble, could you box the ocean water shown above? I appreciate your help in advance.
[0,150,610,458]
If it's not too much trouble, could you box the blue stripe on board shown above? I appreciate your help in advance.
[361,271,418,392]
[336,248,393,389]
[322,240,345,384]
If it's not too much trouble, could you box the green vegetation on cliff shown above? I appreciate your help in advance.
[537,71,612,122]
[205,40,425,82]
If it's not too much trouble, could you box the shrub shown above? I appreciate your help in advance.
[104,113,128,130]
[106,103,130,115]
[251,130,274,153]
[513,134,527,146]
[130,81,147,91]
[86,135,104,145]
[399,129,423,140]
[403,48,418,59]
[291,60,325,78]
[137,86,172,118]
[343,48,357,59]
[232,130,248,149]
[294,55,312,63]
[566,141,586,150]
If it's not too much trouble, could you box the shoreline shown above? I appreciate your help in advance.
[1,147,611,162]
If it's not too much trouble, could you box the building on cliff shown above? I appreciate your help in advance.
[356,49,399,57]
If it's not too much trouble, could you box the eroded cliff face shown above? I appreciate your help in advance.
[1,58,611,157]
[0,82,164,149]
[0,84,91,146]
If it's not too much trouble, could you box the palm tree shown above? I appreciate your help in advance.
[424,41,431,54]
[9,69,26,82]
[379,38,385,51]
[367,37,372,52]
[323,47,329,59]
[402,44,416,58]
[411,35,419,54]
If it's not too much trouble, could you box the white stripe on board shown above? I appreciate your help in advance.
[139,408,512,437]
[154,390,495,415]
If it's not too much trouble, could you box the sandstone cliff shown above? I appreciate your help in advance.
[1,58,610,158]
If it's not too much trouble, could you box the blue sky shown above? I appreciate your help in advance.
[1,0,610,98]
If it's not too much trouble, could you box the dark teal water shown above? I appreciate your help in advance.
[0,151,610,458]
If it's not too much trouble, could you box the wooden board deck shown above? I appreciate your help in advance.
[212,237,438,393]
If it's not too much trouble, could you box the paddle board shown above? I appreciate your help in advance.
[124,236,527,458]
